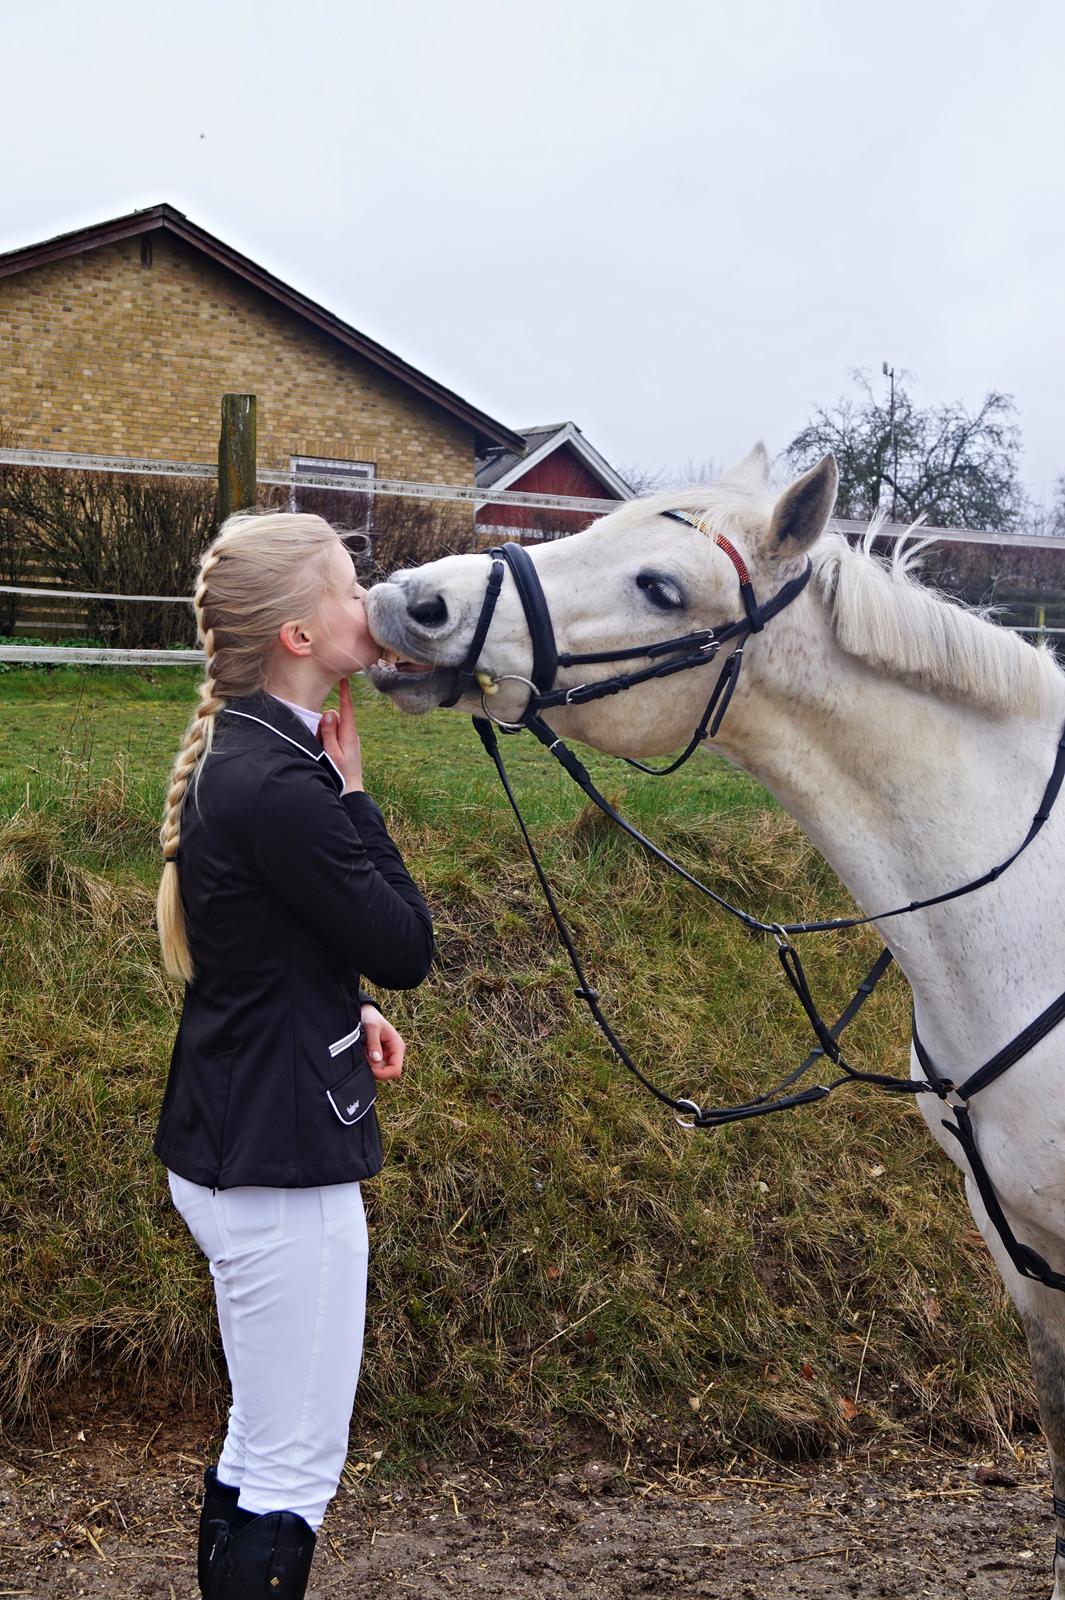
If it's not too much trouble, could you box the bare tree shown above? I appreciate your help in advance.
[1030,475,1065,539]
[668,457,719,489]
[617,462,667,495]
[618,458,719,495]
[364,494,473,576]
[786,371,1023,531]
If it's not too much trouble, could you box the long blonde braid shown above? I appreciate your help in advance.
[155,512,344,982]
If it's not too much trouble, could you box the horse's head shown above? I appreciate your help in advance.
[366,447,838,758]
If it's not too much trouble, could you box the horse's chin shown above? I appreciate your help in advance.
[367,662,452,713]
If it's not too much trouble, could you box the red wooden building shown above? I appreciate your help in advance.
[475,421,633,541]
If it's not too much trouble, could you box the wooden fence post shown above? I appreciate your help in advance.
[217,394,257,526]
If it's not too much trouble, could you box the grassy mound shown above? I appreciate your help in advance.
[0,670,1033,1462]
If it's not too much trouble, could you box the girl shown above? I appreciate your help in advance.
[153,512,433,1598]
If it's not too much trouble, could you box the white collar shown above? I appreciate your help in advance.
[270,693,323,737]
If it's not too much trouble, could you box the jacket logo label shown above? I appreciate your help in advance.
[326,1083,377,1126]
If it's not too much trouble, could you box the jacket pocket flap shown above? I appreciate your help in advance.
[326,1063,377,1126]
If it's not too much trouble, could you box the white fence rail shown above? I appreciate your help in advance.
[0,446,623,517]
[0,583,189,604]
[2,445,1064,549]
[0,645,203,665]
[5,630,1065,668]
[3,446,1064,664]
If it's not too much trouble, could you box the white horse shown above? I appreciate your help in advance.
[366,447,1065,1592]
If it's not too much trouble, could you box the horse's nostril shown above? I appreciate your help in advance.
[406,593,448,628]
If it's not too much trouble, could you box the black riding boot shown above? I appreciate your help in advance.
[198,1465,241,1595]
[206,1507,317,1599]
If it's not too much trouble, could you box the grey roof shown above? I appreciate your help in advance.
[475,422,633,498]
[475,425,564,488]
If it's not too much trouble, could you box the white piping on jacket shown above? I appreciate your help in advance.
[223,708,346,790]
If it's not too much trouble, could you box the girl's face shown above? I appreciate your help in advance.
[309,543,378,676]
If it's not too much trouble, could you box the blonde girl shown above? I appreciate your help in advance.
[154,512,433,1598]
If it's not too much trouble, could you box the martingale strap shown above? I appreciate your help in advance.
[520,705,1065,950]
[779,716,1065,936]
[914,1003,1065,1294]
[485,702,1065,1292]
[473,713,895,1126]
[946,1102,1065,1294]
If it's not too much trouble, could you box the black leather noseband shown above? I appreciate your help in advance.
[440,543,559,709]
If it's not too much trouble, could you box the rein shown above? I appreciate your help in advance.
[456,529,1065,1294]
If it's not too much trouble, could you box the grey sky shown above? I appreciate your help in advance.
[4,0,1063,501]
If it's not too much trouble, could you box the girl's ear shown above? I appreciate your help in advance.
[277,621,313,658]
[767,455,838,554]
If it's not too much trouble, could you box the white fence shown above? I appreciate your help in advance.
[2,447,1063,665]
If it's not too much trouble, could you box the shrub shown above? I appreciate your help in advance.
[0,467,213,648]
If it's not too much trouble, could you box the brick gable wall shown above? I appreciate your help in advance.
[0,233,475,483]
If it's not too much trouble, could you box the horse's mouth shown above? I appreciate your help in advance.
[364,587,458,709]
[367,645,453,705]
[371,646,438,683]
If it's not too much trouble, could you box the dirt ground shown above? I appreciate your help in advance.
[1,1404,1059,1599]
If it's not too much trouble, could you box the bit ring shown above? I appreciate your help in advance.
[478,674,538,730]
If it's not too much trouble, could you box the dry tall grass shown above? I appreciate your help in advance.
[0,672,1035,1465]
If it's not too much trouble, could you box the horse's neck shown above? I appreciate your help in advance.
[718,636,1065,1054]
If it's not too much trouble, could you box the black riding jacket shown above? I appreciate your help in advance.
[153,690,433,1189]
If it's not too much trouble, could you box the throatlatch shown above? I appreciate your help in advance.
[462,529,1065,1295]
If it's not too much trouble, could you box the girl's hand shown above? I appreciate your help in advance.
[319,677,363,793]
[360,1005,406,1081]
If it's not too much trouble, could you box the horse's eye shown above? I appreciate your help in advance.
[636,572,685,610]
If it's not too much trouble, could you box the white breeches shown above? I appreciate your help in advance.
[168,1172,369,1531]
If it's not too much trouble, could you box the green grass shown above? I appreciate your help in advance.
[0,667,1033,1464]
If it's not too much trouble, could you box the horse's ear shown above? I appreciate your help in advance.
[767,455,838,553]
[722,442,770,488]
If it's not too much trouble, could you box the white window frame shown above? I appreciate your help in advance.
[289,455,376,529]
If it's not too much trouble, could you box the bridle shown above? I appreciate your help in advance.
[446,520,1065,1296]
[443,514,812,772]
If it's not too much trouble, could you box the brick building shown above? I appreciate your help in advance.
[0,204,522,486]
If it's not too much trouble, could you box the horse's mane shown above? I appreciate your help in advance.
[812,524,1065,718]
[607,485,1064,717]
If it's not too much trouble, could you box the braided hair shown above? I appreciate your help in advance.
[156,511,343,981]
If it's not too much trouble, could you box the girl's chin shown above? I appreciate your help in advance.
[321,657,372,681]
